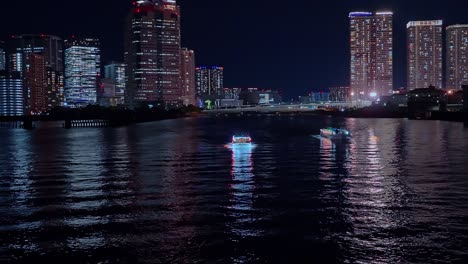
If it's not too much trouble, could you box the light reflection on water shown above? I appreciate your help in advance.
[0,117,468,263]
[226,143,260,239]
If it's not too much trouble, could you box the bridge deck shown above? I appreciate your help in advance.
[205,102,371,114]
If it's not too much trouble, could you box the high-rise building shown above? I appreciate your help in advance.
[46,68,64,109]
[407,20,443,90]
[223,88,242,100]
[7,35,64,113]
[97,79,120,107]
[0,72,23,116]
[125,0,182,108]
[196,66,224,96]
[180,48,196,106]
[0,41,5,71]
[446,25,468,90]
[350,12,393,99]
[26,54,47,114]
[9,52,22,73]
[104,62,126,104]
[329,86,351,102]
[64,37,101,107]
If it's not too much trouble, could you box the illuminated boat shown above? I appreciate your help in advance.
[320,128,351,140]
[232,136,252,144]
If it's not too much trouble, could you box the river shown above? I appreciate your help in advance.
[1,116,467,263]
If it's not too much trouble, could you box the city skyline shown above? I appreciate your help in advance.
[0,1,468,99]
[1,2,468,263]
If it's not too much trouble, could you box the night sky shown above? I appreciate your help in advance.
[1,0,467,99]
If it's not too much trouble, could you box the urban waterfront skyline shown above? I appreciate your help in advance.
[1,0,468,99]
[0,1,467,114]
[0,2,468,263]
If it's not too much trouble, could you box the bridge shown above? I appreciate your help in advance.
[205,101,372,114]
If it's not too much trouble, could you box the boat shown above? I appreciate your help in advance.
[232,136,252,144]
[320,128,351,140]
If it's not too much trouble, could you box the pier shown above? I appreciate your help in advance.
[0,117,114,130]
[64,120,110,129]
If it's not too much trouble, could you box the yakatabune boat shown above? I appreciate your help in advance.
[232,136,252,144]
[320,128,351,140]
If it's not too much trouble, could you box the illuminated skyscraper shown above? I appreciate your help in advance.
[104,62,126,104]
[446,25,468,90]
[350,12,393,99]
[46,67,64,110]
[0,41,5,71]
[196,66,224,96]
[180,48,196,106]
[407,20,443,89]
[64,37,101,107]
[26,54,47,114]
[125,0,182,108]
[0,72,23,116]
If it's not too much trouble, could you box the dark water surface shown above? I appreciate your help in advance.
[1,116,468,263]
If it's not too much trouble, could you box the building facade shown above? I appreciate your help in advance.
[239,89,281,105]
[329,86,350,102]
[350,12,393,99]
[407,20,443,90]
[446,25,468,90]
[46,68,64,110]
[97,79,120,107]
[180,48,196,106]
[64,37,101,107]
[104,62,126,104]
[223,88,242,100]
[310,92,330,102]
[196,66,224,96]
[26,54,47,114]
[125,0,182,108]
[0,72,23,116]
[0,41,5,71]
